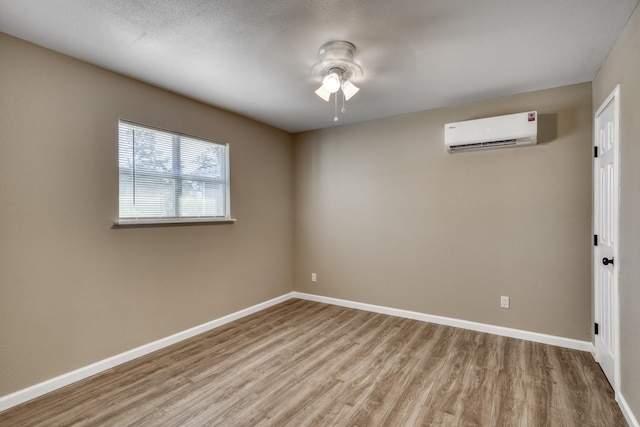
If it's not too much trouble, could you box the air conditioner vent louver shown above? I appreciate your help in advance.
[448,139,518,152]
[444,111,537,153]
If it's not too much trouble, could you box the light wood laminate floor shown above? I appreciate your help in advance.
[0,299,627,426]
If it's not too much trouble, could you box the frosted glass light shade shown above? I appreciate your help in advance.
[315,86,331,101]
[342,80,360,100]
[322,72,341,93]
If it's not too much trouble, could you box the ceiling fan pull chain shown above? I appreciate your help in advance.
[334,93,339,122]
[341,90,346,114]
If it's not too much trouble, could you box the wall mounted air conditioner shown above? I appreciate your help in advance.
[444,111,538,153]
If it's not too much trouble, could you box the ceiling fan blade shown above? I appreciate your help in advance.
[342,80,360,101]
[315,86,331,102]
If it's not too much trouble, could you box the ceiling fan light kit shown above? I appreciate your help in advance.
[313,40,363,122]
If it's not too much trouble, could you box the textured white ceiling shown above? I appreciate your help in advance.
[1,0,638,132]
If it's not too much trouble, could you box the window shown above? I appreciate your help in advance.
[117,120,231,224]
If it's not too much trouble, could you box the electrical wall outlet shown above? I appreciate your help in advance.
[311,273,317,282]
[500,296,510,309]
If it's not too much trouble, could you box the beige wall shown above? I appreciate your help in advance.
[0,33,294,396]
[294,83,593,341]
[593,3,640,419]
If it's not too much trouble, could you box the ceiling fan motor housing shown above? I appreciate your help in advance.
[318,40,363,82]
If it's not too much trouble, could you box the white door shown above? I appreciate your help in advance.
[593,85,620,390]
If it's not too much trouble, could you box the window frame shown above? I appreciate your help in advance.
[115,120,234,226]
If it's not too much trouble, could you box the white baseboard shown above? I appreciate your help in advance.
[0,291,603,415]
[291,292,593,352]
[618,392,640,427]
[0,293,292,413]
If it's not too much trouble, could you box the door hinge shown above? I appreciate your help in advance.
[594,146,599,158]
[594,234,598,246]
[595,323,599,335]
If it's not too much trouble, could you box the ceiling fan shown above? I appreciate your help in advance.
[312,40,363,122]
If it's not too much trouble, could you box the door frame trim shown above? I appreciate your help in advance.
[593,83,621,394]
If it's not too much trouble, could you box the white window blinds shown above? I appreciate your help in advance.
[118,121,230,223]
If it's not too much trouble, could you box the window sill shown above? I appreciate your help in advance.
[113,218,237,228]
